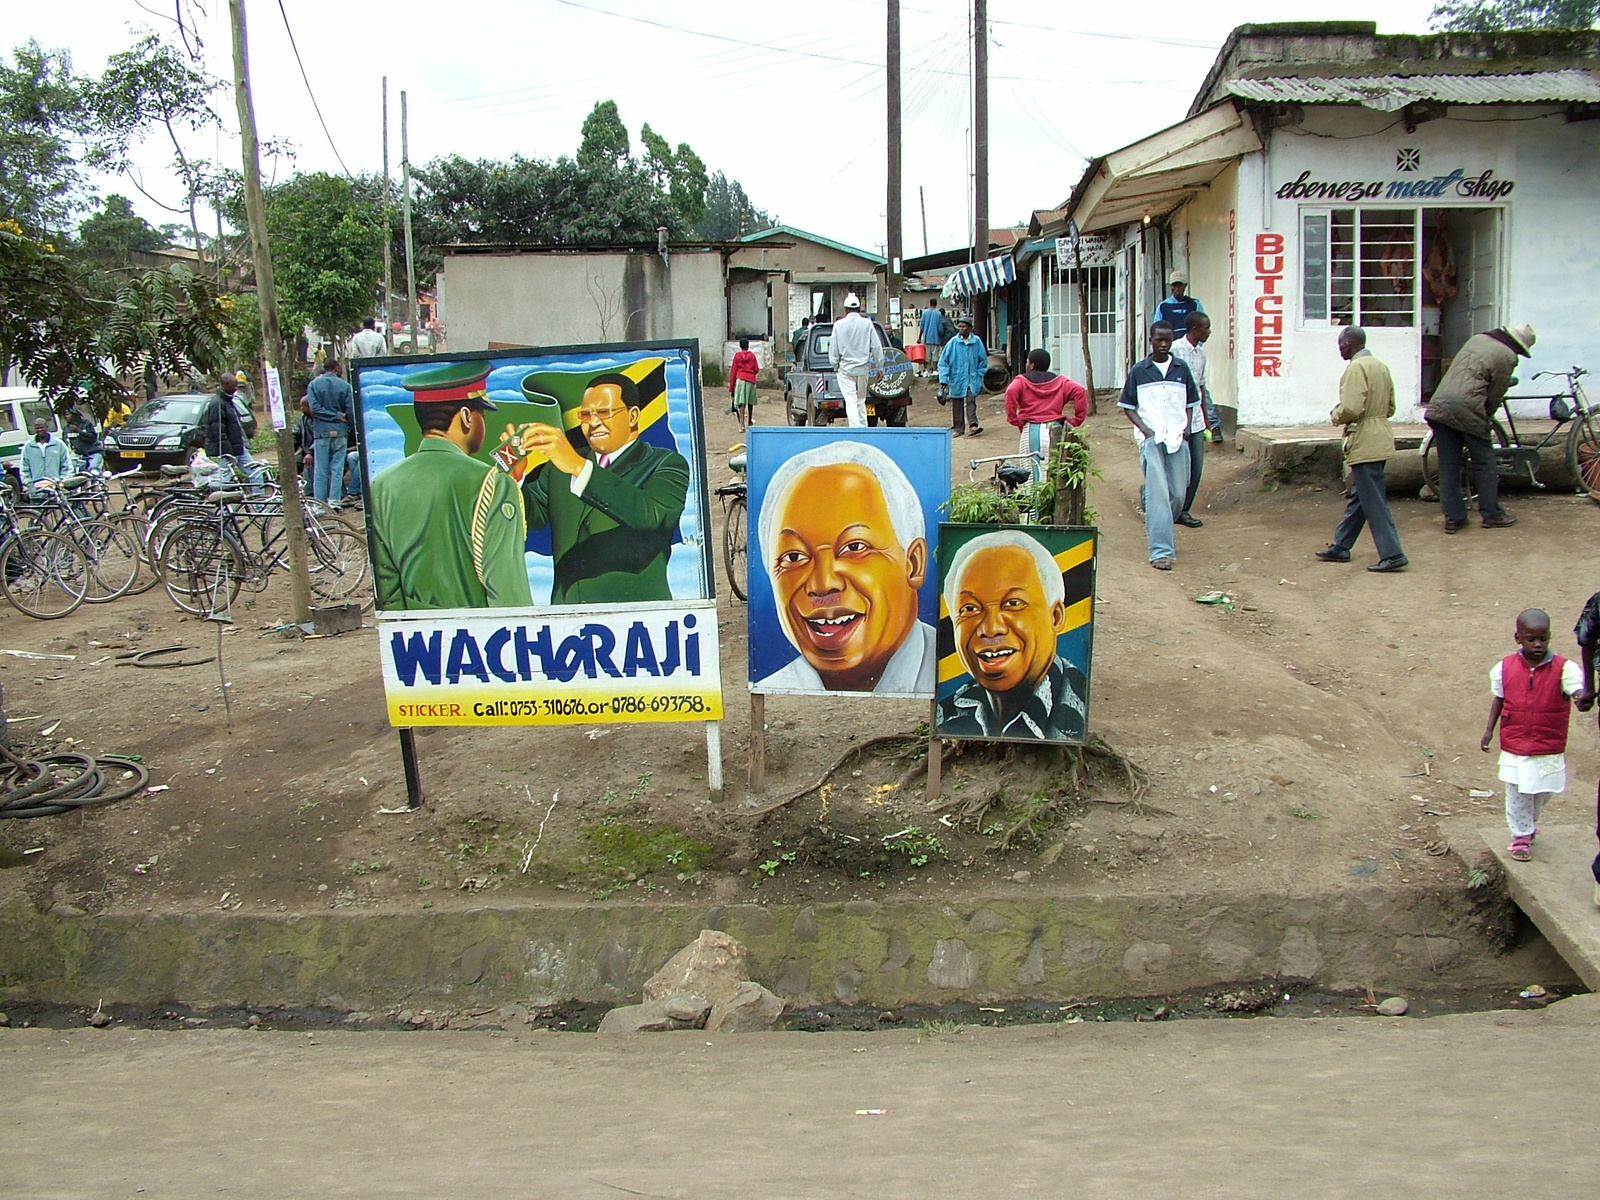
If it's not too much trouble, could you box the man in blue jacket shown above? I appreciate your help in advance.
[1155,271,1204,337]
[306,359,355,508]
[938,316,988,437]
[918,299,946,377]
[1119,321,1201,571]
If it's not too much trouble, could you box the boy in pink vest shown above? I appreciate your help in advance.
[1481,609,1590,861]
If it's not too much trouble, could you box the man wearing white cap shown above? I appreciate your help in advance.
[1155,270,1204,338]
[1424,322,1535,533]
[828,293,883,427]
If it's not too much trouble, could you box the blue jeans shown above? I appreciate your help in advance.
[1139,435,1190,563]
[312,426,348,504]
[343,449,362,500]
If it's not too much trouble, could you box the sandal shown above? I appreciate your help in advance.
[969,425,983,436]
[1508,835,1532,862]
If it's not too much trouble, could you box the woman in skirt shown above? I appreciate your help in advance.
[730,337,760,430]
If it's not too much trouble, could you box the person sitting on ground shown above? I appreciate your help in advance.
[1003,348,1087,483]
[1482,608,1591,862]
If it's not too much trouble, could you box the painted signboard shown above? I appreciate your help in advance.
[934,524,1097,743]
[353,340,721,726]
[745,427,951,699]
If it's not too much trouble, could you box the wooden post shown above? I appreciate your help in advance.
[398,727,423,810]
[748,692,766,794]
[705,721,724,803]
[228,0,312,626]
[381,76,393,350]
[926,699,941,801]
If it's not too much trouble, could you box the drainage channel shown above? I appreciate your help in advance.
[0,981,1581,1034]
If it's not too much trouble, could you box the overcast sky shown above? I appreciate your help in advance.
[17,0,1439,258]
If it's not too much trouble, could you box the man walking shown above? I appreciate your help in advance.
[939,316,988,438]
[350,316,387,362]
[1168,311,1214,527]
[1315,327,1407,572]
[306,359,355,509]
[918,299,947,378]
[828,295,881,427]
[1155,271,1204,338]
[1119,320,1200,571]
[1424,323,1533,533]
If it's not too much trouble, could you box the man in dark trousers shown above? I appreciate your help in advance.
[1424,322,1533,533]
[1315,326,1407,572]
[200,372,247,461]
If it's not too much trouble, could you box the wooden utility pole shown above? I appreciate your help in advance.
[1075,234,1098,414]
[972,0,990,335]
[886,0,903,321]
[228,0,312,624]
[919,185,929,256]
[401,90,419,353]
[382,77,393,350]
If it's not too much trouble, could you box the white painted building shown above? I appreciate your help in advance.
[1026,22,1600,426]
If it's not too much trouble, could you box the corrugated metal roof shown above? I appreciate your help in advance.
[1226,69,1600,112]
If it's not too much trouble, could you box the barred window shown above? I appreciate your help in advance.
[1302,208,1416,328]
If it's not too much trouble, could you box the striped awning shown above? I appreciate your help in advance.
[941,254,1016,300]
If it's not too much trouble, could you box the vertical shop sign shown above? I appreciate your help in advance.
[1252,232,1284,377]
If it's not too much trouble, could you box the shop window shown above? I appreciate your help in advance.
[1302,208,1417,328]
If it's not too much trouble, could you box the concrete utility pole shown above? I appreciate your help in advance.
[228,0,312,624]
[886,0,903,319]
[972,0,990,335]
[401,90,419,354]
[920,184,929,257]
[382,77,393,351]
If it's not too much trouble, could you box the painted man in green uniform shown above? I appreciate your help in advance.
[369,363,534,610]
[517,372,689,604]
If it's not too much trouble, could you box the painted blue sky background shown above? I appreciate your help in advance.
[355,348,709,605]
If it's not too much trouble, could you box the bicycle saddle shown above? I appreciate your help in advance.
[160,465,190,478]
[997,463,1032,487]
[206,490,246,503]
[57,475,88,489]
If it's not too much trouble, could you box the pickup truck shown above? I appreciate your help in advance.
[783,321,914,426]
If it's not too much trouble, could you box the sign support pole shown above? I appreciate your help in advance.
[398,728,423,810]
[705,720,724,803]
[748,692,766,794]
[926,700,941,801]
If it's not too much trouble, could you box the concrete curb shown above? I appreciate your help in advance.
[0,882,1544,1011]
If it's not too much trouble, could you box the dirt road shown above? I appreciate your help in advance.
[4,998,1598,1198]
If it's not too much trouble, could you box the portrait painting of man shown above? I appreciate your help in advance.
[746,430,950,698]
[935,526,1096,743]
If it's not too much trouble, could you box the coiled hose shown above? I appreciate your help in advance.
[0,743,150,819]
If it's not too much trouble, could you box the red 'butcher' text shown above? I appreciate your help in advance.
[1253,232,1284,377]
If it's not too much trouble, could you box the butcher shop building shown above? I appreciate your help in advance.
[1029,22,1600,427]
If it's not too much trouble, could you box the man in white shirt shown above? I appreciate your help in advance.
[350,317,387,361]
[827,295,883,427]
[1118,320,1201,571]
[1167,312,1211,529]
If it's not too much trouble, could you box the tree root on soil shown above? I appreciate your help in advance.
[736,733,923,819]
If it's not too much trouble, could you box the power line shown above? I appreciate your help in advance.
[275,0,352,175]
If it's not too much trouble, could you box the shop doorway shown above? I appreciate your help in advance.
[1421,208,1502,399]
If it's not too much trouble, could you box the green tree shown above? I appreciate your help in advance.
[79,193,170,255]
[0,41,97,237]
[264,171,385,347]
[577,99,630,169]
[696,172,773,241]
[1430,0,1597,28]
[639,122,708,230]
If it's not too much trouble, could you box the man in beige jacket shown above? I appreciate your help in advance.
[1315,327,1407,572]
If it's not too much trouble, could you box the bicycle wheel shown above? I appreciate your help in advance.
[104,509,159,594]
[75,519,140,603]
[1566,410,1600,502]
[307,526,371,608]
[159,525,244,617]
[1420,419,1508,504]
[722,495,748,602]
[0,529,88,619]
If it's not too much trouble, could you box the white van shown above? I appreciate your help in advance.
[0,387,66,464]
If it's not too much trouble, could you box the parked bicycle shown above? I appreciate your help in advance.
[714,445,748,602]
[19,477,140,603]
[1422,365,1598,502]
[0,496,90,619]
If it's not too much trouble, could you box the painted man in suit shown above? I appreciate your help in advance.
[517,372,689,604]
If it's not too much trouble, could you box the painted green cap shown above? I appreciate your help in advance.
[400,362,497,409]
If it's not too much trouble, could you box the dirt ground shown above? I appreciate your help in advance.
[2,376,1597,923]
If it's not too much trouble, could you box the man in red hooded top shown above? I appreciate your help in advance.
[1004,348,1088,482]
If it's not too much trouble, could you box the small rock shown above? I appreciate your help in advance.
[792,906,818,942]
[88,1010,112,1028]
[0,1013,9,1027]
[705,981,785,1032]
[1010,871,1032,884]
[49,902,86,918]
[397,1010,413,1025]
[968,909,1009,933]
[663,994,710,1025]
[927,939,980,990]
[1376,996,1409,1017]
[407,1012,428,1026]
[597,999,684,1034]
[842,900,880,917]
[317,884,328,892]
[247,1014,261,1027]
[343,1011,372,1025]
[644,930,750,1007]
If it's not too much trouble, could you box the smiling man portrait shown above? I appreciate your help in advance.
[937,530,1088,740]
[754,440,937,695]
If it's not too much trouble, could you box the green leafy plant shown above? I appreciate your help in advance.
[883,826,946,869]
[296,800,319,814]
[1289,805,1324,820]
[1467,868,1491,889]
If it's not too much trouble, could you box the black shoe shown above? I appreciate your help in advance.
[1175,512,1203,528]
[1481,513,1517,528]
[1315,546,1351,562]
[1368,555,1409,573]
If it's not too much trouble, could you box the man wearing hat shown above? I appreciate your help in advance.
[1423,323,1534,533]
[1155,270,1204,338]
[828,293,883,427]
[516,372,690,604]
[938,315,988,437]
[369,362,534,611]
